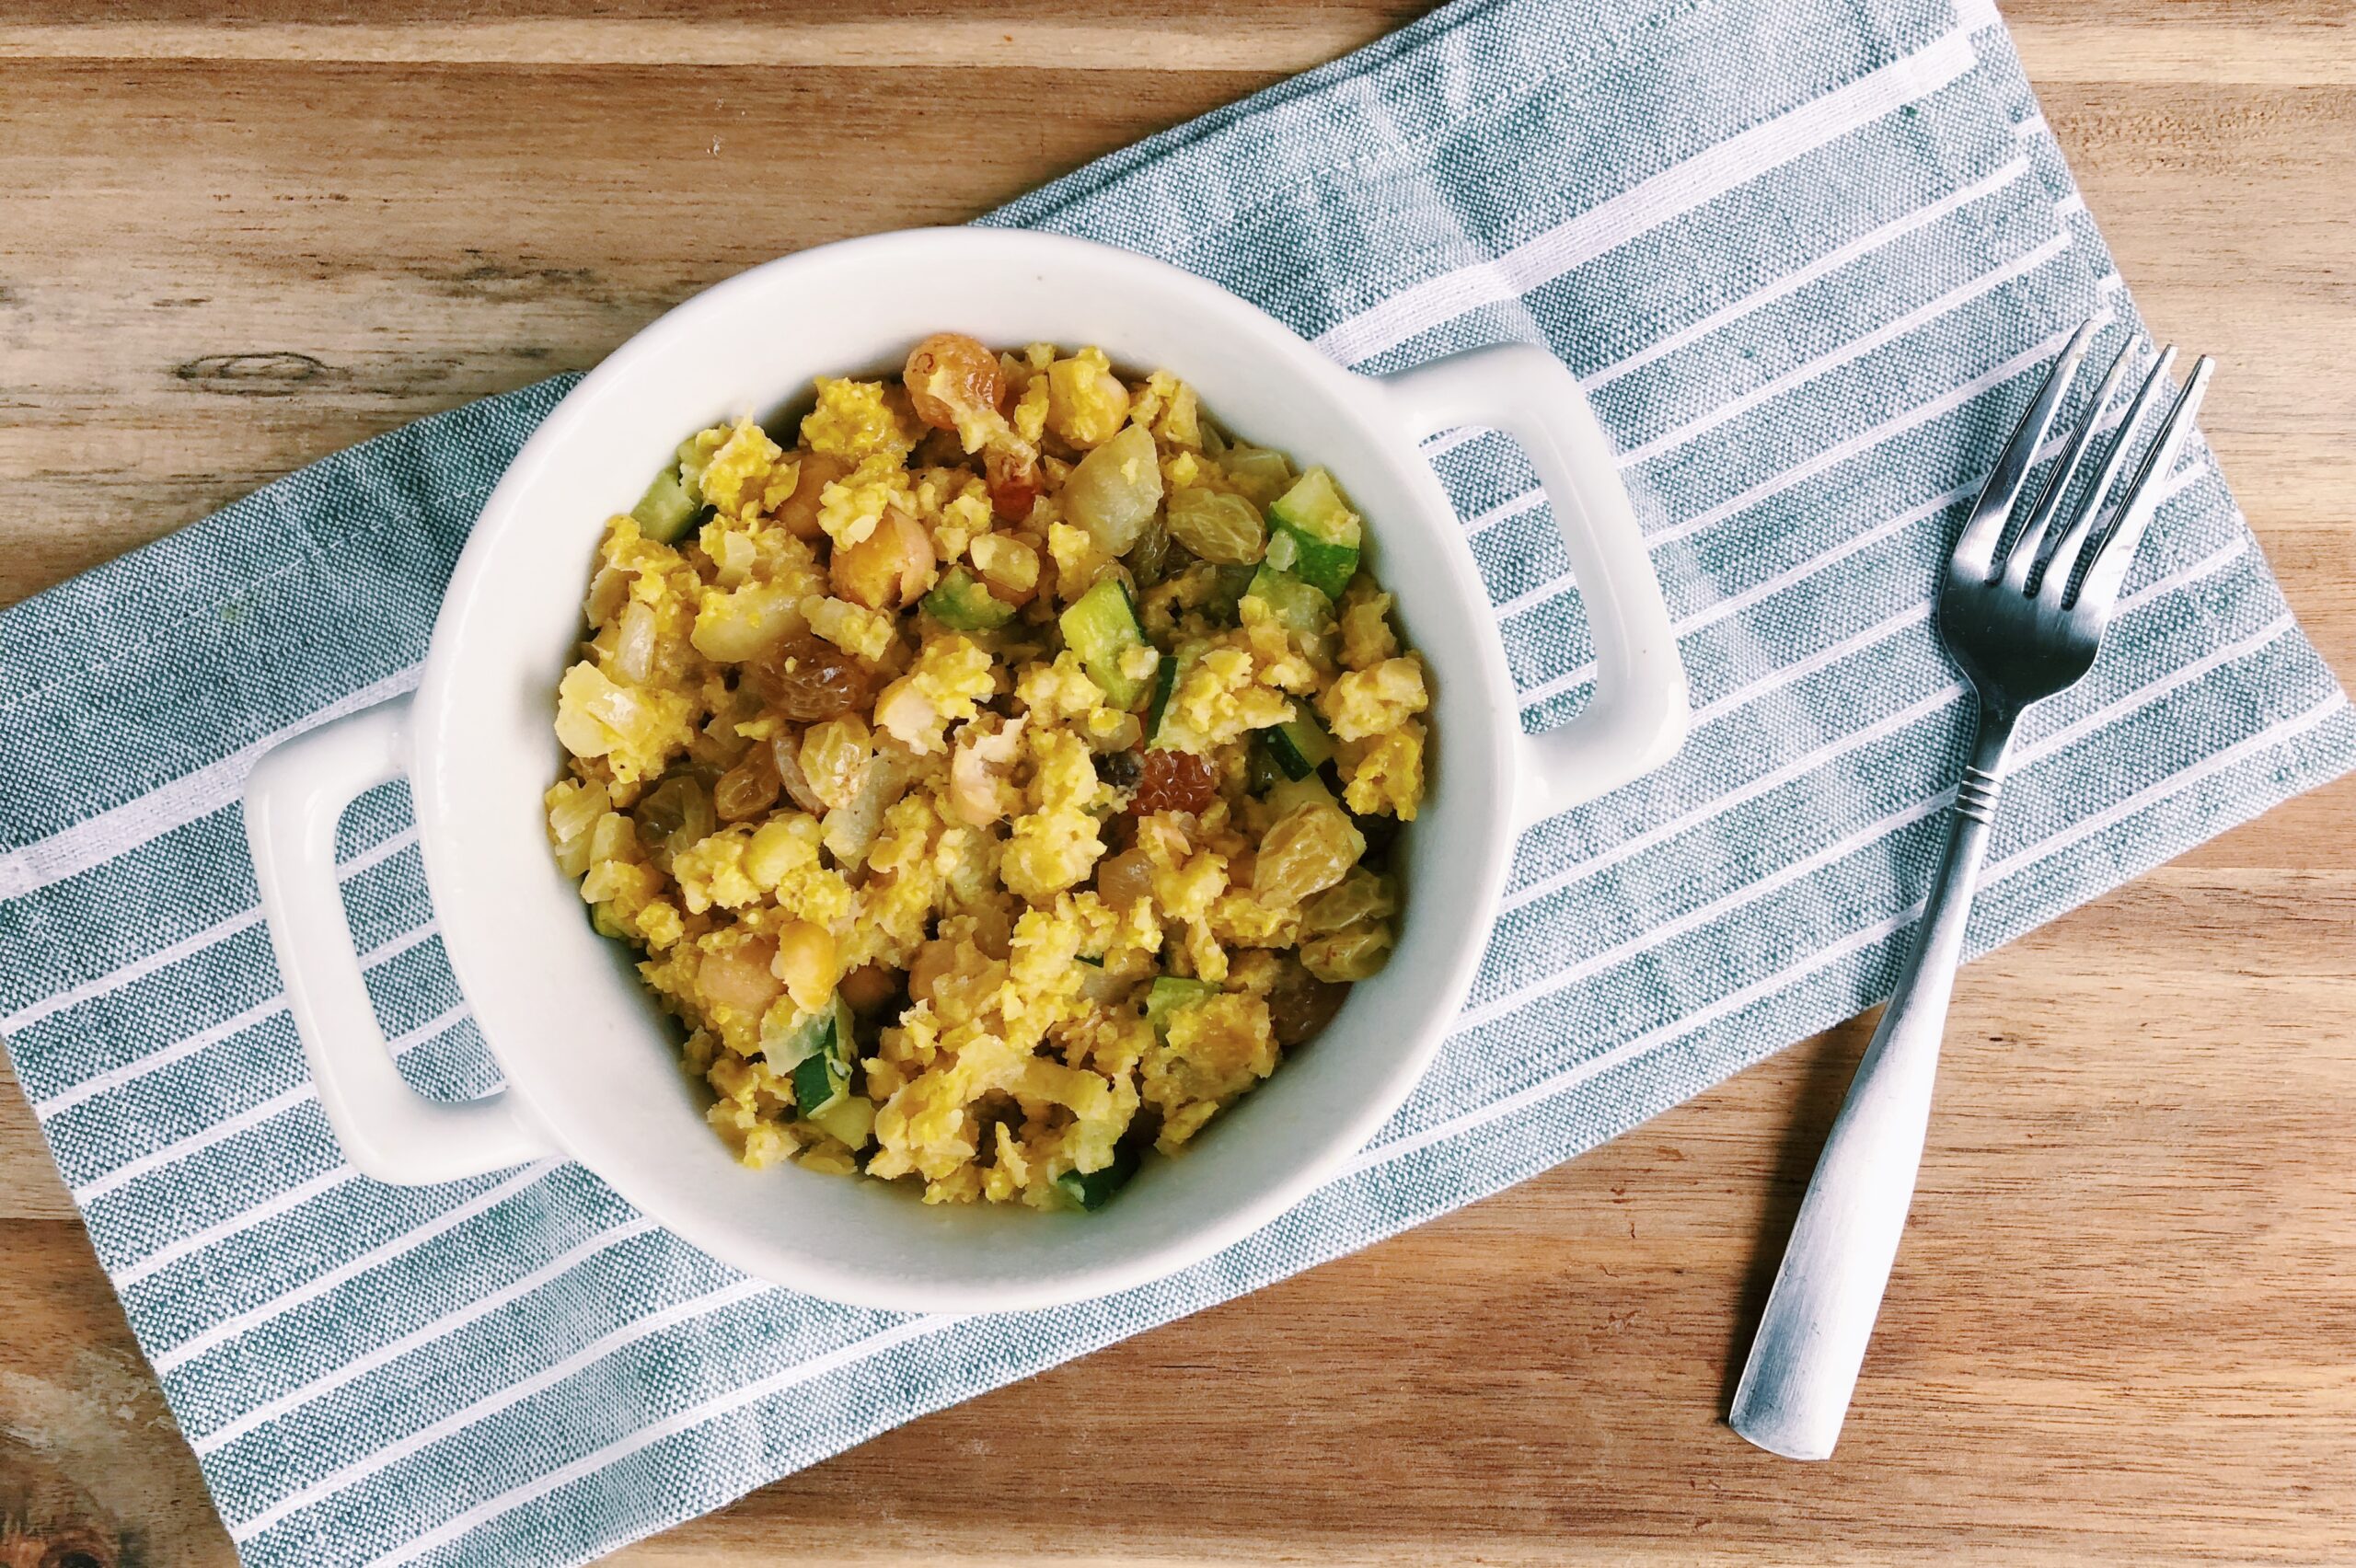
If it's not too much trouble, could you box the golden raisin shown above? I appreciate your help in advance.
[632,773,714,870]
[1264,956,1348,1047]
[1300,920,1394,983]
[746,633,876,722]
[1253,801,1364,905]
[986,444,1040,523]
[713,744,781,823]
[1127,748,1218,815]
[1093,847,1154,911]
[904,333,1005,434]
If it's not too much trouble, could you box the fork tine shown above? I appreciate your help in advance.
[1999,337,2140,594]
[1950,317,2100,582]
[2064,354,2216,615]
[2031,342,2175,606]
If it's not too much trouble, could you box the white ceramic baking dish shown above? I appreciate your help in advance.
[243,228,1686,1312]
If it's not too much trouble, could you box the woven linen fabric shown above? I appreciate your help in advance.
[4,0,2350,1561]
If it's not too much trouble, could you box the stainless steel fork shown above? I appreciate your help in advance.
[1728,319,2216,1461]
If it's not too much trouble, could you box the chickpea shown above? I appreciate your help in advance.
[700,938,781,1017]
[907,938,958,1008]
[829,507,935,611]
[1045,351,1131,447]
[966,901,1013,960]
[837,962,899,1016]
[770,919,838,1013]
[968,531,1041,606]
[773,451,847,540]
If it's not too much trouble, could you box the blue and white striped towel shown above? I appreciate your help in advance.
[5,0,2350,1562]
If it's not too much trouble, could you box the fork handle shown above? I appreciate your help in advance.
[1729,717,2014,1459]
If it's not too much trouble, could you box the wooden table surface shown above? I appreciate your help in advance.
[3,2,2351,1562]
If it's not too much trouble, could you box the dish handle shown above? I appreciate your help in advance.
[1380,344,1688,827]
[243,694,557,1185]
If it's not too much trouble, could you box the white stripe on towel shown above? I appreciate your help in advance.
[0,663,421,903]
[1312,28,1980,363]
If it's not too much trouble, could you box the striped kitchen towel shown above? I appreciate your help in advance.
[4,0,2350,1562]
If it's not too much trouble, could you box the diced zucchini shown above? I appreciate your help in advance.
[768,993,848,1066]
[782,995,857,1119]
[1265,467,1363,600]
[1265,525,1359,602]
[1264,711,1336,780]
[1242,565,1339,669]
[1146,643,1200,748]
[1058,577,1156,709]
[630,464,703,545]
[1056,1143,1141,1212]
[1144,975,1218,1039]
[791,1049,845,1120]
[808,1092,875,1151]
[1267,771,1343,821]
[1245,735,1285,795]
[1203,563,1258,623]
[1243,565,1334,634]
[921,566,1015,631]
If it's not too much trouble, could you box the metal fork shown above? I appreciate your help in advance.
[1728,319,2216,1461]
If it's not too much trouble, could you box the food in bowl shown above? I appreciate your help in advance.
[543,334,1430,1209]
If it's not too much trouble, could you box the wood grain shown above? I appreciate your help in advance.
[0,2,2350,1562]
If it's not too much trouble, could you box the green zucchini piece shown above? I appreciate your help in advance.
[1243,565,1334,633]
[1244,735,1285,795]
[782,995,857,1118]
[1144,975,1218,1039]
[1265,525,1360,603]
[1266,466,1353,536]
[1146,643,1206,749]
[1265,467,1363,600]
[768,992,846,1066]
[1267,771,1343,821]
[1264,710,1336,780]
[630,464,703,545]
[1057,577,1155,710]
[1056,1143,1141,1211]
[791,1049,846,1120]
[1204,563,1259,624]
[921,566,1016,631]
[1145,648,1180,742]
